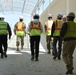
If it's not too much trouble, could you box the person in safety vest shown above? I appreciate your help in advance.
[0,15,12,58]
[60,12,76,74]
[14,16,26,51]
[44,14,53,54]
[28,14,43,61]
[51,12,63,60]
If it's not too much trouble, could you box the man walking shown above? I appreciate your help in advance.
[51,13,63,60]
[60,12,76,74]
[28,14,43,61]
[0,15,12,58]
[44,14,53,54]
[14,16,26,51]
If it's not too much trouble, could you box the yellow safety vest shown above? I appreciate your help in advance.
[30,21,41,36]
[16,22,25,36]
[53,20,63,36]
[64,21,76,38]
[45,20,53,35]
[0,21,8,35]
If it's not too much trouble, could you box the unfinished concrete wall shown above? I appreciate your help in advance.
[40,0,76,26]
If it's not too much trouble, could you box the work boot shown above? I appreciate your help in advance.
[58,56,61,60]
[66,70,73,74]
[17,46,19,51]
[66,65,74,74]
[4,52,7,58]
[52,49,54,56]
[31,56,34,61]
[21,45,23,49]
[47,50,51,54]
[1,53,3,58]
[53,57,56,59]
[35,57,39,61]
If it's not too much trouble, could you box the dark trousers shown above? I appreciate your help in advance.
[30,36,40,58]
[0,35,7,54]
[53,36,62,57]
[46,35,51,51]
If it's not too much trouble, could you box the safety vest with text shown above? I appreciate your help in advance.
[30,21,41,36]
[53,20,63,36]
[16,22,25,36]
[0,21,8,35]
[63,21,76,38]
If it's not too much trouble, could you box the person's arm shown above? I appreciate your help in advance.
[60,22,68,38]
[51,22,55,37]
[7,23,12,39]
[40,23,43,33]
[23,23,26,35]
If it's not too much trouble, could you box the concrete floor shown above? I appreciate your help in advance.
[0,33,76,75]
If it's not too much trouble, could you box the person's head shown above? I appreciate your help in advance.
[19,16,24,22]
[33,14,39,19]
[0,15,5,21]
[67,12,75,21]
[48,14,52,20]
[57,12,63,20]
[62,15,66,22]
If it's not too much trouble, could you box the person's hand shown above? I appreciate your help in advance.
[9,36,11,40]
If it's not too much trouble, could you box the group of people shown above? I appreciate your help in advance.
[44,12,76,74]
[0,12,76,74]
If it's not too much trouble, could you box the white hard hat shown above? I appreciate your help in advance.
[48,14,52,17]
[63,15,66,18]
[19,16,24,19]
[0,15,5,18]
[58,12,63,18]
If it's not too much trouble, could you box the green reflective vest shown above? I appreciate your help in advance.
[0,21,8,35]
[30,21,41,36]
[53,20,63,36]
[64,21,76,38]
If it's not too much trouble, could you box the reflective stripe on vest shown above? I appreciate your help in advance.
[53,20,63,36]
[45,20,53,35]
[16,22,24,31]
[16,22,25,36]
[31,21,40,30]
[30,21,41,36]
[64,21,76,38]
[0,21,8,35]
